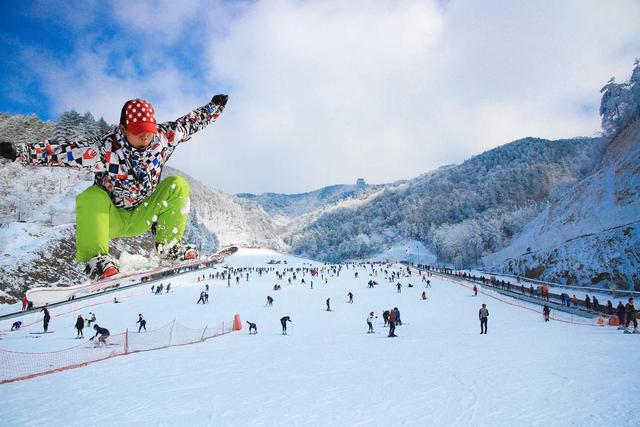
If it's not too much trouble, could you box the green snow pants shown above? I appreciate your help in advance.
[75,175,190,262]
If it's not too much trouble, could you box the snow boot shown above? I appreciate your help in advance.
[156,242,198,261]
[84,255,119,280]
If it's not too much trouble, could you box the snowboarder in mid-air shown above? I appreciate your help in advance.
[0,95,228,280]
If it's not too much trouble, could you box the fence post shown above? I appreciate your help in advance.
[201,325,208,341]
[168,319,176,346]
[124,328,129,355]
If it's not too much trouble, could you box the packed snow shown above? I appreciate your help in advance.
[0,248,637,427]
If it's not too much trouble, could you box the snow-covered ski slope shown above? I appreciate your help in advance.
[0,248,637,427]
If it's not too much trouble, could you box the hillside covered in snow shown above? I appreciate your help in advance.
[1,62,639,300]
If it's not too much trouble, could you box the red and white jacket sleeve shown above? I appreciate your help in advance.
[17,136,106,172]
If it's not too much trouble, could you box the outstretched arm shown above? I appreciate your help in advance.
[3,136,106,171]
[157,95,228,147]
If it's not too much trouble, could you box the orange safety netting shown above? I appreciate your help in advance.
[1,319,235,384]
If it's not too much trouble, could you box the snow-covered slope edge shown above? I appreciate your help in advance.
[484,119,640,290]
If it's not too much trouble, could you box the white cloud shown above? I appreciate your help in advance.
[21,0,640,194]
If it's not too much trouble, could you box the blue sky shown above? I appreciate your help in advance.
[1,0,639,194]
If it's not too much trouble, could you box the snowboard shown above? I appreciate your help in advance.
[29,331,54,334]
[27,246,238,306]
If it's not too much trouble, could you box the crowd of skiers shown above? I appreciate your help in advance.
[7,262,638,346]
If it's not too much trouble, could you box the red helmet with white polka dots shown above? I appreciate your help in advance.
[120,98,157,135]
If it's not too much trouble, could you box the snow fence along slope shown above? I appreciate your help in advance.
[0,248,638,427]
[0,319,235,383]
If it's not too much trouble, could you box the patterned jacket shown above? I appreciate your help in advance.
[18,100,225,209]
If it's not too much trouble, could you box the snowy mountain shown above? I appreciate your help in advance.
[288,136,602,263]
[484,118,640,290]
[236,180,386,218]
[1,62,639,300]
[481,62,640,291]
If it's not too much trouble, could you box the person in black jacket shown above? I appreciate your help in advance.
[624,298,637,332]
[90,324,110,344]
[137,314,147,332]
[75,314,84,337]
[41,307,51,332]
[280,316,292,335]
[616,301,626,329]
[382,310,390,327]
[543,304,551,322]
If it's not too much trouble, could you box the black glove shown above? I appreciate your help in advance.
[211,94,228,108]
[0,141,17,161]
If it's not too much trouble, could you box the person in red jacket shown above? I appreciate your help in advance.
[388,308,397,337]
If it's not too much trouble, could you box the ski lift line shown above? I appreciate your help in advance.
[409,266,606,327]
[474,269,640,297]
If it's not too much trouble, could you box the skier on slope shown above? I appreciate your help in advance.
[137,314,147,332]
[366,312,376,333]
[388,308,397,337]
[479,304,489,334]
[543,304,551,322]
[280,316,292,335]
[624,298,638,333]
[90,324,110,345]
[0,95,228,280]
[75,314,84,337]
[616,301,626,330]
[41,307,51,332]
[383,310,390,327]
